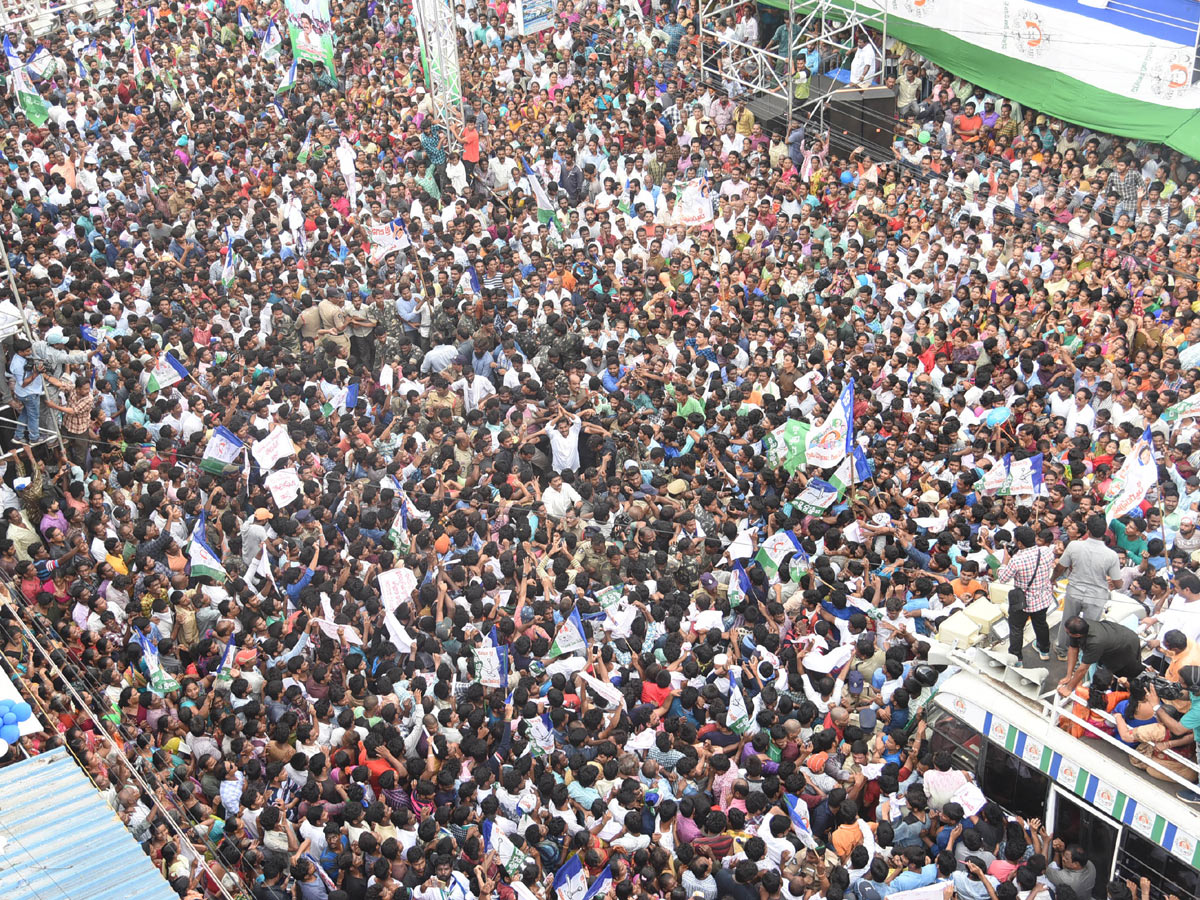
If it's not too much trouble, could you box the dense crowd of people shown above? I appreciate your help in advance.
[0,2,1198,900]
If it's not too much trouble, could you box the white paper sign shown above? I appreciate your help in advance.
[264,468,301,508]
[313,618,362,645]
[252,425,296,469]
[950,781,987,816]
[378,567,417,613]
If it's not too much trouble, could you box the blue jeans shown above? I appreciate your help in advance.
[14,392,40,442]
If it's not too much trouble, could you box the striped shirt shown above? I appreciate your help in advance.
[997,545,1056,612]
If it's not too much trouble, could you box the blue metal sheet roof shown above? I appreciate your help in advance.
[0,746,178,900]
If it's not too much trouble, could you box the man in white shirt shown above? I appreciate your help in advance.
[545,413,583,473]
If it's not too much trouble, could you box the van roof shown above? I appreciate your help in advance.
[933,667,1200,868]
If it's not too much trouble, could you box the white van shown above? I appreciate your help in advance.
[925,666,1200,899]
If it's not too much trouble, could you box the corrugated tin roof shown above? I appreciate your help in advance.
[0,746,178,900]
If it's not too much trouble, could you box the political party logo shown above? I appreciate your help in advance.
[1012,7,1048,60]
[988,719,1008,743]
[1022,738,1042,766]
[813,417,846,450]
[1147,47,1193,101]
[895,0,932,19]
[1056,759,1078,787]
[1172,831,1195,860]
[951,696,968,716]
[1133,809,1154,836]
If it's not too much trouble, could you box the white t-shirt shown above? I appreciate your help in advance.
[545,421,582,472]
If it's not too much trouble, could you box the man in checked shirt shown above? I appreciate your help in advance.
[1106,155,1144,222]
[997,525,1058,663]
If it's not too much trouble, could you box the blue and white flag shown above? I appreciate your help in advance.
[188,512,228,582]
[238,7,255,35]
[221,235,237,290]
[201,425,245,473]
[852,444,873,480]
[277,59,297,94]
[784,794,818,848]
[806,378,855,468]
[728,669,751,733]
[261,19,284,60]
[583,866,612,900]
[996,452,1044,498]
[343,382,359,412]
[212,632,238,687]
[4,37,48,125]
[793,478,840,516]
[142,352,189,393]
[146,8,158,31]
[727,559,751,608]
[548,607,587,658]
[136,629,180,695]
[552,854,587,900]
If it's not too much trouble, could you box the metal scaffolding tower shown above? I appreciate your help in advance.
[412,0,465,151]
[697,0,888,129]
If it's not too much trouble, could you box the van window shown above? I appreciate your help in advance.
[927,706,981,772]
[1117,830,1200,900]
[978,740,1049,819]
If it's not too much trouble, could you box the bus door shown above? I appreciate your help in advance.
[1048,785,1119,900]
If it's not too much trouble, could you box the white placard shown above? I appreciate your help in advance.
[264,468,301,508]
[252,425,296,469]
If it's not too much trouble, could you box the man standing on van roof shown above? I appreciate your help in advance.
[1054,516,1122,660]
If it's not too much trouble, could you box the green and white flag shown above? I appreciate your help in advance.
[1162,393,1200,425]
[764,419,810,474]
[828,455,854,497]
[4,37,48,126]
[201,425,245,473]
[793,478,839,516]
[137,631,181,695]
[754,530,796,579]
[483,820,529,877]
[523,158,561,231]
[595,585,623,610]
[276,59,297,94]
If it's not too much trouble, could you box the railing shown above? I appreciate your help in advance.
[944,647,1200,796]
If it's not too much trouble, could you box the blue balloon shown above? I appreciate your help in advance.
[840,171,854,185]
[0,724,18,745]
[0,699,14,713]
[11,703,31,722]
[986,408,1012,427]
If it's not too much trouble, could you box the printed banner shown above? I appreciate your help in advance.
[678,177,714,225]
[368,217,410,263]
[805,380,854,468]
[512,0,555,35]
[284,0,335,75]
[1105,428,1157,522]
